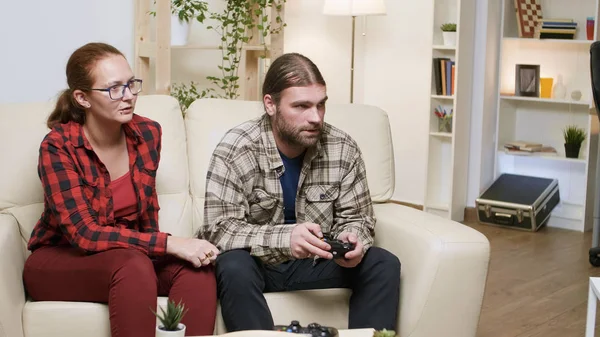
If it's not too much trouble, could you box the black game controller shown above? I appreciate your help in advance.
[321,234,355,259]
[274,320,339,337]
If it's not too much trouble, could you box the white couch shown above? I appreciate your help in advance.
[0,95,490,337]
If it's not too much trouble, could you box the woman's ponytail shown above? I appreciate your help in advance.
[46,89,84,129]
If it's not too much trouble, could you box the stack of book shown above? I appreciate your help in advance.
[503,141,557,156]
[534,19,577,39]
[432,58,455,96]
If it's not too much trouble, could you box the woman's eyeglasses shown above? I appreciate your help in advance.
[90,79,143,100]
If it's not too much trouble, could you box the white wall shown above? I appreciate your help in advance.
[283,1,352,104]
[174,0,434,204]
[0,0,495,208]
[0,0,134,104]
[283,0,434,204]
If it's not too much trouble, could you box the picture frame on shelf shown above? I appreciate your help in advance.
[515,64,540,97]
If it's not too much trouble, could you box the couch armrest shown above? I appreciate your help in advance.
[0,213,26,337]
[373,203,490,337]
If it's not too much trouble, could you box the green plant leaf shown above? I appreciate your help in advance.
[151,298,188,331]
[176,0,288,100]
[563,124,586,144]
[440,23,457,31]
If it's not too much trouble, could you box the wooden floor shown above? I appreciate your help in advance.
[464,220,600,337]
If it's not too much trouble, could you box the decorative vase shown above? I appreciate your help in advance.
[171,15,191,46]
[588,17,595,40]
[540,78,553,98]
[552,75,566,100]
[564,143,581,158]
[156,324,186,337]
[571,90,582,101]
[438,117,452,133]
[442,31,457,46]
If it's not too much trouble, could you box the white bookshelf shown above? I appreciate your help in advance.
[493,0,600,232]
[423,0,476,221]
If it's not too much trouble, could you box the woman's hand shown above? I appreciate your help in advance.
[166,236,220,268]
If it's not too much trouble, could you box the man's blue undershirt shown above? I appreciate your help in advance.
[279,150,305,224]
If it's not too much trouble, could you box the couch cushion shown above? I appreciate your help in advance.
[23,289,351,337]
[185,98,395,233]
[0,95,194,245]
[0,101,50,212]
[0,101,61,247]
[132,95,193,237]
[23,301,111,337]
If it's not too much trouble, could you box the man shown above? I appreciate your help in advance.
[200,52,400,332]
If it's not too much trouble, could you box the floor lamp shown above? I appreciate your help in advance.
[323,0,387,103]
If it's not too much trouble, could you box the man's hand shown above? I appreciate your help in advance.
[335,232,364,268]
[290,223,333,260]
[166,236,220,268]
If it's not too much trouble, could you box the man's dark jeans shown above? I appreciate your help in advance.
[215,247,401,332]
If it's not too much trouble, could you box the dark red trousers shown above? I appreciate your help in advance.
[23,246,217,337]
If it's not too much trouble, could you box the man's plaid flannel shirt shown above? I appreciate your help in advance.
[200,114,375,265]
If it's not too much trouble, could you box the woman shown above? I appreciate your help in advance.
[23,42,218,337]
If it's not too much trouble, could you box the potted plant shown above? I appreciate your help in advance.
[373,329,397,337]
[441,23,457,46]
[563,124,586,158]
[151,0,209,46]
[152,299,189,337]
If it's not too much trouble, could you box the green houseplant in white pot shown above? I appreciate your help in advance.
[152,299,189,337]
[151,0,208,46]
[563,124,586,159]
[441,23,457,46]
[170,0,208,45]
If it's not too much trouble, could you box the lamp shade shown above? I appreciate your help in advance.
[323,0,387,16]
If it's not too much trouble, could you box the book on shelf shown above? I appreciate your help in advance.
[503,141,557,156]
[534,18,577,40]
[432,58,455,96]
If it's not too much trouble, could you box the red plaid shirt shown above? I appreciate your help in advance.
[27,114,168,256]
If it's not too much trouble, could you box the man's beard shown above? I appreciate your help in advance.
[274,106,322,148]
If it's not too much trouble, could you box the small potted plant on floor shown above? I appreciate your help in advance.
[152,299,189,337]
[563,124,586,159]
[441,23,457,46]
[373,329,397,337]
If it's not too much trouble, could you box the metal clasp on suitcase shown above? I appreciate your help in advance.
[494,209,523,223]
[486,205,524,224]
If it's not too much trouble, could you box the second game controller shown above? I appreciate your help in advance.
[321,234,355,259]
[274,320,339,337]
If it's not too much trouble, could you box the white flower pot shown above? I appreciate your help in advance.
[156,323,186,337]
[442,31,457,47]
[171,14,191,46]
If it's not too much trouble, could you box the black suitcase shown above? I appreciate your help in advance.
[475,173,560,231]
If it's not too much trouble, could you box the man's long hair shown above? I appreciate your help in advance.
[262,53,326,106]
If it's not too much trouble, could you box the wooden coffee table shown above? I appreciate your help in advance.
[192,328,376,337]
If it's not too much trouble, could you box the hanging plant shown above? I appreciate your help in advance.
[200,0,287,99]
[168,0,287,110]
